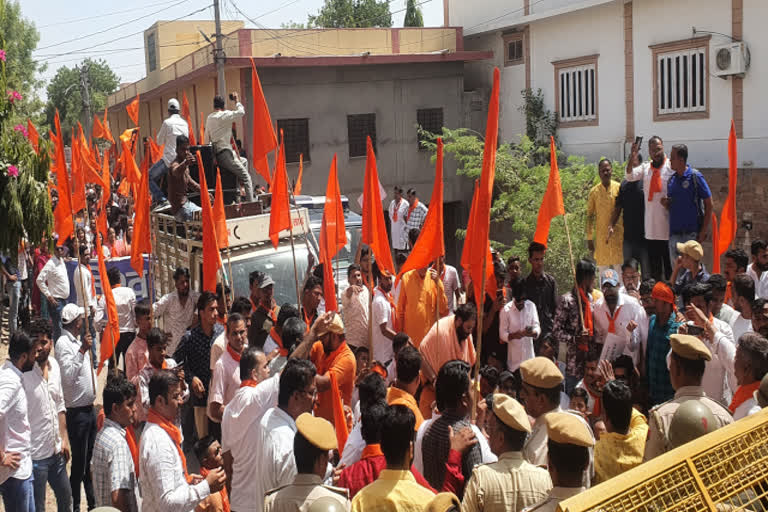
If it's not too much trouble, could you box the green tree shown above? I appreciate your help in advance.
[308,0,392,28]
[44,58,119,144]
[280,20,306,29]
[403,0,424,27]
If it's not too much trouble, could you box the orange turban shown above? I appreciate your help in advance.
[651,282,675,305]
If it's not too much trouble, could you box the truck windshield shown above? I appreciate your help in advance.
[312,226,362,270]
[230,245,310,306]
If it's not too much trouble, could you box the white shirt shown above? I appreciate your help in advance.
[73,264,97,309]
[499,300,540,372]
[626,158,674,240]
[388,198,409,251]
[55,328,97,408]
[209,331,227,372]
[96,286,137,333]
[157,114,190,166]
[206,103,245,149]
[0,361,32,483]
[716,303,740,327]
[339,422,365,467]
[747,263,768,299]
[341,285,369,350]
[253,407,299,512]
[208,348,241,415]
[730,312,753,345]
[413,417,497,476]
[442,265,461,313]
[36,255,70,300]
[22,358,65,460]
[154,290,200,354]
[135,359,181,423]
[592,293,644,362]
[371,288,396,364]
[139,422,211,512]
[701,318,737,405]
[263,334,288,377]
[222,374,280,512]
[733,396,761,420]
[18,242,28,281]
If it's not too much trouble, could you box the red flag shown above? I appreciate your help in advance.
[198,151,222,292]
[96,222,120,373]
[716,120,738,262]
[318,154,347,312]
[533,136,566,246]
[329,372,349,453]
[361,137,395,275]
[182,92,196,146]
[126,94,140,126]
[294,153,304,196]
[397,138,445,280]
[213,168,229,250]
[130,156,151,277]
[27,120,39,154]
[269,132,291,248]
[51,111,74,241]
[711,213,720,274]
[250,59,277,186]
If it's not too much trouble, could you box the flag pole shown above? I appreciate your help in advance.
[563,214,586,333]
[73,214,97,395]
[368,263,374,358]
[471,258,488,422]
[287,213,302,313]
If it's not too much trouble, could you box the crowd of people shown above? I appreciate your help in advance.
[2,122,768,512]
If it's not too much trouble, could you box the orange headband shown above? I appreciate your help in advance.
[651,282,675,305]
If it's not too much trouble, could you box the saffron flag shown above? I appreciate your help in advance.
[711,212,720,274]
[148,137,164,164]
[130,155,151,277]
[182,92,196,146]
[460,181,494,299]
[361,136,395,275]
[96,222,120,373]
[269,132,291,248]
[249,58,277,186]
[126,94,140,126]
[101,108,115,144]
[70,129,87,214]
[199,111,206,145]
[213,168,229,250]
[27,120,39,154]
[198,151,222,292]
[119,129,142,185]
[397,138,445,280]
[92,113,108,140]
[329,372,349,454]
[716,120,738,263]
[77,123,105,188]
[98,153,110,241]
[533,136,566,246]
[294,153,304,196]
[318,154,347,312]
[52,111,74,241]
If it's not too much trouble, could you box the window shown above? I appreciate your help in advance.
[553,55,599,126]
[347,113,376,157]
[503,33,525,66]
[277,118,310,164]
[147,33,157,72]
[651,36,710,121]
[416,108,444,149]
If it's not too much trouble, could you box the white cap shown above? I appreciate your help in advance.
[61,304,85,324]
[168,98,180,111]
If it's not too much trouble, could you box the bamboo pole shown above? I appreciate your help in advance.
[471,260,488,422]
[73,221,96,395]
[563,214,587,334]
[288,215,302,313]
[367,262,374,358]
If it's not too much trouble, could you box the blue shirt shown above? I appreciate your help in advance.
[667,165,711,234]
[646,314,682,406]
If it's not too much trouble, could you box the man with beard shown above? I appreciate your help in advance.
[731,274,756,344]
[418,304,478,419]
[309,313,356,427]
[249,271,279,349]
[625,136,674,281]
[747,240,768,299]
[619,258,642,300]
[372,270,398,366]
[723,248,748,306]
[587,159,623,272]
[523,242,558,342]
[593,269,644,364]
[301,276,324,330]
[153,267,200,354]
[0,332,41,511]
[708,274,740,327]
[500,278,541,375]
[398,265,449,348]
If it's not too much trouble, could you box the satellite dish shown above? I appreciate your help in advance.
[716,47,731,71]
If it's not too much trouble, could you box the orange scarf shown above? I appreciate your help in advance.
[578,287,593,340]
[725,281,733,305]
[606,306,623,334]
[216,314,227,326]
[258,303,278,324]
[585,386,602,417]
[377,287,398,331]
[147,408,191,482]
[151,360,169,371]
[729,381,761,414]
[361,443,384,459]
[226,344,241,362]
[200,467,230,512]
[405,199,419,222]
[270,327,288,357]
[126,424,140,478]
[392,198,403,222]
[317,341,348,375]
[240,379,259,388]
[648,162,663,202]
[303,308,316,333]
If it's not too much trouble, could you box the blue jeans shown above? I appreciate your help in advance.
[8,279,21,336]
[33,453,72,512]
[49,298,67,342]
[149,159,169,202]
[669,231,699,267]
[0,475,35,512]
[174,200,201,223]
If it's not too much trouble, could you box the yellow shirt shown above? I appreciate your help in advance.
[586,180,623,266]
[350,469,435,512]
[594,408,648,483]
[462,452,552,512]
[396,270,448,347]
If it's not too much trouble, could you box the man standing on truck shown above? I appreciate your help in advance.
[153,267,200,355]
[167,134,203,223]
[249,271,279,349]
[149,98,189,207]
[206,93,255,201]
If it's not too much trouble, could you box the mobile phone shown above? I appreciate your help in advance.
[228,93,235,101]
[634,135,643,148]
[686,322,705,336]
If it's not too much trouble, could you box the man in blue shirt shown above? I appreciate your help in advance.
[663,144,713,266]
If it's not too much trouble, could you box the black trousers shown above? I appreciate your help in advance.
[66,406,96,512]
[115,331,136,372]
[647,239,672,282]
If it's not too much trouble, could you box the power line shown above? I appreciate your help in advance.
[37,0,185,28]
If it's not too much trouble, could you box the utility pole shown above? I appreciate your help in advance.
[79,64,92,137]
[213,0,226,98]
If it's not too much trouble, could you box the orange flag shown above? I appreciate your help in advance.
[51,111,74,241]
[213,168,229,249]
[96,223,120,373]
[329,372,349,453]
[182,92,196,146]
[77,123,105,188]
[716,120,738,263]
[269,132,291,248]
[70,129,87,214]
[130,157,151,277]
[711,213,720,274]
[119,129,142,185]
[198,151,222,292]
[199,111,206,145]
[101,108,114,144]
[294,153,304,196]
[27,120,39,154]
[100,150,111,211]
[361,136,395,275]
[397,138,445,281]
[460,181,494,300]
[148,137,164,164]
[250,58,277,186]
[318,154,347,312]
[126,94,140,126]
[92,113,108,140]
[533,136,566,246]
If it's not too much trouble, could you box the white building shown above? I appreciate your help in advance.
[446,0,765,170]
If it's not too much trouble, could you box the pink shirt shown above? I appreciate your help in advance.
[125,335,148,382]
[208,348,241,419]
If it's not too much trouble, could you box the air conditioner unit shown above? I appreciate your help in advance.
[714,42,749,77]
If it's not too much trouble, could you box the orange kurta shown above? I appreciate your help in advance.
[310,340,356,426]
[396,270,448,347]
[386,386,424,431]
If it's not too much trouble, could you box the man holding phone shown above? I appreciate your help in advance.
[206,92,255,201]
[500,278,541,374]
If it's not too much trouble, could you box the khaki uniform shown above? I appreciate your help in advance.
[263,474,350,512]
[462,452,552,512]
[521,486,586,512]
[643,386,733,461]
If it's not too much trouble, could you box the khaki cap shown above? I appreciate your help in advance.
[295,413,337,451]
[520,357,563,389]
[670,333,712,361]
[546,412,594,447]
[492,394,531,433]
[424,492,461,512]
[676,240,704,261]
[316,313,345,336]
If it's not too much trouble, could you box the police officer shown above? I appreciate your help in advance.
[668,399,719,449]
[522,413,594,512]
[264,413,350,512]
[643,334,733,461]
